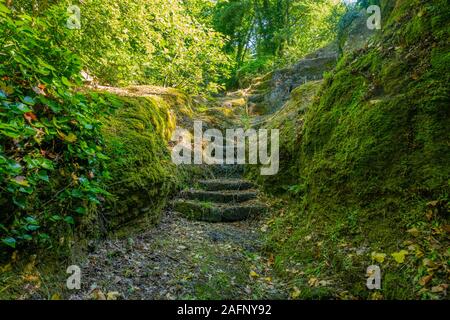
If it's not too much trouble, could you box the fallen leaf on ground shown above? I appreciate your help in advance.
[371,252,386,263]
[22,274,40,283]
[308,277,319,287]
[431,284,448,293]
[419,275,433,286]
[91,289,106,300]
[318,280,333,286]
[391,250,408,264]
[422,258,437,268]
[290,287,301,299]
[107,291,121,300]
[407,228,420,237]
[51,293,61,300]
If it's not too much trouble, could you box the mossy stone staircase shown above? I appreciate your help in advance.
[172,165,266,223]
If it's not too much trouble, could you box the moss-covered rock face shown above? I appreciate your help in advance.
[247,44,338,115]
[250,0,449,299]
[302,0,449,231]
[246,81,323,193]
[101,90,193,232]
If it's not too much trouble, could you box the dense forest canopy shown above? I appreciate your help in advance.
[4,0,353,91]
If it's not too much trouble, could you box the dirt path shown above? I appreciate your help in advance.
[70,209,288,300]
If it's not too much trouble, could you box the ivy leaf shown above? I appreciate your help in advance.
[75,207,87,215]
[21,234,33,241]
[64,216,75,225]
[65,132,77,143]
[13,196,26,209]
[50,215,62,222]
[25,216,38,225]
[61,76,72,87]
[2,237,16,248]
[23,96,35,105]
[26,225,40,231]
[15,103,32,113]
[38,233,50,241]
[36,170,49,182]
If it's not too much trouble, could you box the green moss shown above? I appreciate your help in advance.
[246,81,323,193]
[101,91,194,233]
[173,200,220,222]
[250,0,449,299]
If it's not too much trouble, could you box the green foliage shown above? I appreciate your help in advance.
[236,56,275,86]
[46,0,232,93]
[0,2,118,249]
[213,0,344,85]
[11,0,344,91]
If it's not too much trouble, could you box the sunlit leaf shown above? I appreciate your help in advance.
[391,250,409,264]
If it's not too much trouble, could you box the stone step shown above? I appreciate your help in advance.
[198,179,255,191]
[172,199,267,222]
[180,189,258,203]
[209,164,245,178]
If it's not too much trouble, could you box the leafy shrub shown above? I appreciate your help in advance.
[236,56,275,88]
[34,0,233,93]
[0,2,118,250]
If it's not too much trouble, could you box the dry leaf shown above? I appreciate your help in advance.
[422,258,437,268]
[51,293,61,300]
[318,280,333,286]
[0,263,12,273]
[249,270,259,278]
[13,176,29,187]
[371,252,386,263]
[391,250,408,264]
[290,287,301,299]
[106,291,121,300]
[419,275,433,286]
[406,228,420,237]
[308,277,319,287]
[431,284,448,293]
[24,112,37,122]
[22,274,40,283]
[91,289,106,300]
